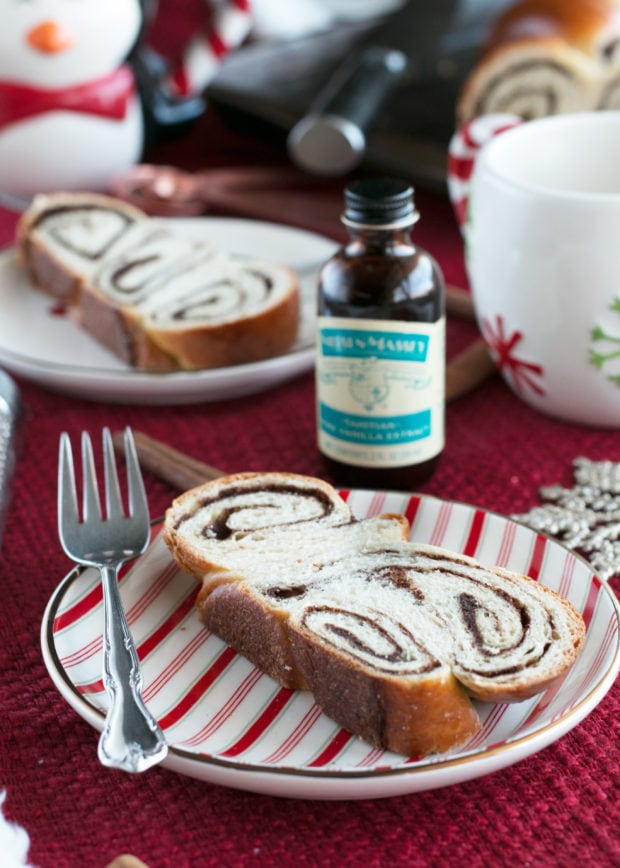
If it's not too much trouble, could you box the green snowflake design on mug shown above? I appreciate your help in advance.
[590,298,620,386]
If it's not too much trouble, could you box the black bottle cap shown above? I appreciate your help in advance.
[343,177,417,226]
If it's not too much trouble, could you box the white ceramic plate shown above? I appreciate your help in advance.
[0,218,337,404]
[41,492,620,800]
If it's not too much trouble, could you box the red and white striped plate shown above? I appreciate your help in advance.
[41,492,620,800]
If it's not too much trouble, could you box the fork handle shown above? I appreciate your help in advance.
[98,565,168,773]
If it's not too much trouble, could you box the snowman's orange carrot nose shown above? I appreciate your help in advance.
[26,21,75,53]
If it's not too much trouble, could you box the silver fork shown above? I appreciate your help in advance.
[58,427,168,773]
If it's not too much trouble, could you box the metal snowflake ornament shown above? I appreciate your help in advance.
[513,457,620,580]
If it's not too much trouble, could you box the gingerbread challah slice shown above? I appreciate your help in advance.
[163,472,585,757]
[456,0,620,125]
[17,192,300,371]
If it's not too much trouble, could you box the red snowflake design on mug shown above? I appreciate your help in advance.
[480,314,545,396]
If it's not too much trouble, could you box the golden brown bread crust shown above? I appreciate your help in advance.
[288,622,481,756]
[144,274,300,370]
[197,582,309,690]
[484,0,616,51]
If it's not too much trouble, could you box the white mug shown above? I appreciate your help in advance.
[448,110,620,427]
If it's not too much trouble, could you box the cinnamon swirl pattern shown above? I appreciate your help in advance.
[167,471,356,541]
[92,224,216,308]
[305,544,584,703]
[457,45,596,124]
[47,203,138,270]
[17,192,300,371]
[164,471,410,577]
[163,472,586,757]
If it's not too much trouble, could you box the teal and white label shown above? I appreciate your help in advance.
[316,316,445,468]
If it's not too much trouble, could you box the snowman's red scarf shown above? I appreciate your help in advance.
[0,65,134,129]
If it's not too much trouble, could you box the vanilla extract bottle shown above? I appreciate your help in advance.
[316,177,445,490]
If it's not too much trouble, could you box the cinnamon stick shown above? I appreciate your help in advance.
[445,284,475,320]
[446,338,497,402]
[112,430,224,491]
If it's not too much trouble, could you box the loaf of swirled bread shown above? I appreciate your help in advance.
[457,0,620,124]
[17,192,300,371]
[163,472,586,757]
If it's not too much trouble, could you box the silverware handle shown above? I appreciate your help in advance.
[98,564,168,773]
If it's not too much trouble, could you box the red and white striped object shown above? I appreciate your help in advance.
[447,113,522,231]
[170,0,253,97]
[42,491,620,799]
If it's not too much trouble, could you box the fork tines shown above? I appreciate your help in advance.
[59,427,148,526]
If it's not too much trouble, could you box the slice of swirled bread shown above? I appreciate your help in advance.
[163,472,586,757]
[456,0,620,125]
[17,192,300,371]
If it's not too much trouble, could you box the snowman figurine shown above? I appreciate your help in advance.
[0,0,204,197]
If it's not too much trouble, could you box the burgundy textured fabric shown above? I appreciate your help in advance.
[0,3,618,866]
